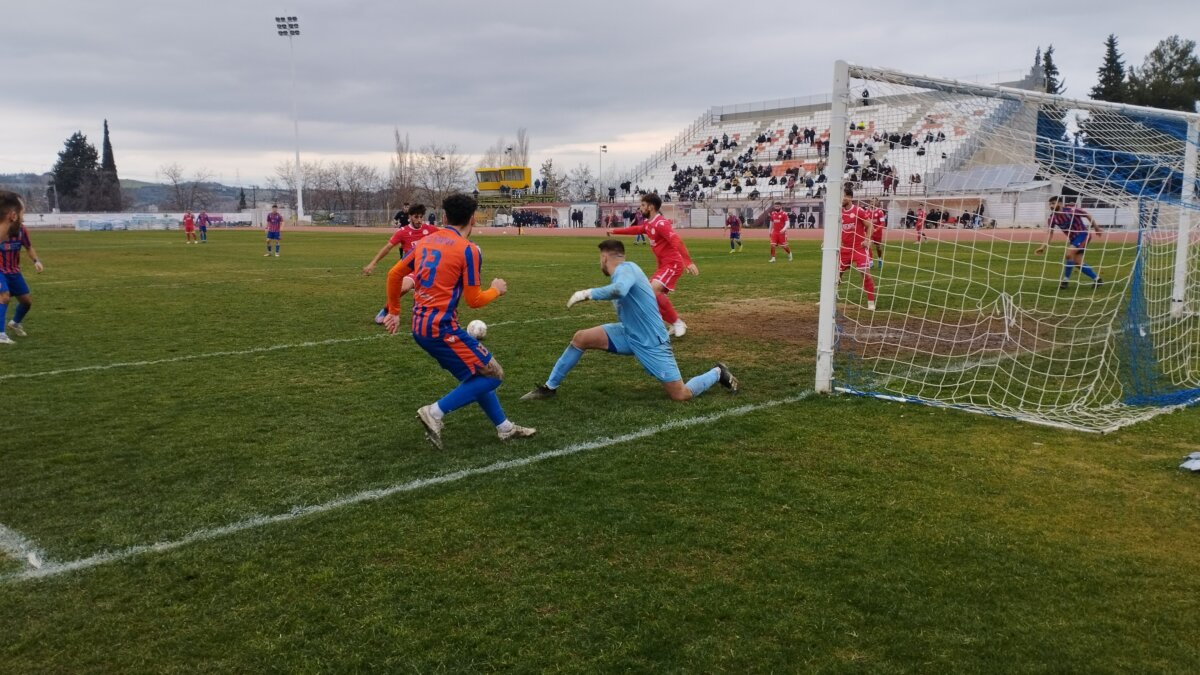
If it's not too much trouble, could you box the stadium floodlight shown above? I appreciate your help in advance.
[815,60,1200,432]
[274,15,304,221]
[599,145,607,204]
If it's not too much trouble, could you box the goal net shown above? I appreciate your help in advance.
[815,62,1200,433]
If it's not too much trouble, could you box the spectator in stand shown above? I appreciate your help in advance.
[936,131,946,142]
[861,89,871,106]
[534,179,542,194]
[788,210,797,228]
[808,212,817,229]
[882,173,894,196]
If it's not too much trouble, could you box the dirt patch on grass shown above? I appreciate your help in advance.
[687,297,819,364]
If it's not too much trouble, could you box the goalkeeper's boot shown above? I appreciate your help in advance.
[715,362,739,394]
[672,319,687,338]
[520,385,557,401]
[498,423,537,441]
[416,405,444,450]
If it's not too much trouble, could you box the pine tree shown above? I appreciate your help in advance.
[1127,35,1200,112]
[1090,35,1127,103]
[50,132,100,211]
[238,187,248,211]
[1043,44,1065,94]
[97,120,123,212]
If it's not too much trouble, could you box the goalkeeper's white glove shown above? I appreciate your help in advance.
[567,289,591,308]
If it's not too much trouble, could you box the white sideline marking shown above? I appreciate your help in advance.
[1,391,812,583]
[0,523,48,571]
[0,315,582,382]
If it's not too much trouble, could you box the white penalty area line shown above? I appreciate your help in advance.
[0,314,584,382]
[1,391,812,584]
[0,523,47,572]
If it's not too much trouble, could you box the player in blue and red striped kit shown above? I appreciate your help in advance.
[0,191,46,345]
[1036,196,1103,289]
[264,205,284,257]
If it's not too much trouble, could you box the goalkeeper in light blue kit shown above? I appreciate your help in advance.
[521,239,737,402]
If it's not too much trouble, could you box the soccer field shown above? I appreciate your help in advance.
[2,229,1199,672]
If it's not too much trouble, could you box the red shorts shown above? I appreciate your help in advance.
[840,247,871,273]
[770,230,788,246]
[651,262,684,292]
[871,231,884,244]
[184,226,195,232]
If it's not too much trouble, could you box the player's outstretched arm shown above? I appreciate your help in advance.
[585,267,636,303]
[363,242,397,275]
[25,243,44,273]
[608,225,644,237]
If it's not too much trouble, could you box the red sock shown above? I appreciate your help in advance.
[770,244,777,257]
[863,272,876,301]
[782,245,791,254]
[655,292,679,323]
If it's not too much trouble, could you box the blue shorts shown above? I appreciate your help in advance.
[1069,232,1088,249]
[603,322,682,383]
[413,328,493,382]
[730,231,741,240]
[0,272,30,297]
[267,230,281,240]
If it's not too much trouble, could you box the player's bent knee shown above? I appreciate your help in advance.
[664,381,692,401]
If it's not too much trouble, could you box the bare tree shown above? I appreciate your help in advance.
[390,130,419,206]
[563,163,597,202]
[416,143,471,210]
[514,127,530,166]
[160,163,214,210]
[478,136,508,168]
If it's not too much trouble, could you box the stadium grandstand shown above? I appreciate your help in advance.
[617,65,1054,227]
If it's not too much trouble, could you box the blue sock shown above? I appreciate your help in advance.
[547,345,584,389]
[685,367,721,397]
[0,302,7,331]
[475,390,507,426]
[1063,262,1074,279]
[12,303,29,324]
[275,244,280,254]
[437,375,502,415]
[1081,265,1098,280]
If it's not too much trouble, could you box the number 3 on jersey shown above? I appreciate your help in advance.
[417,248,442,288]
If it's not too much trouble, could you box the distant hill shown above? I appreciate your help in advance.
[0,173,249,212]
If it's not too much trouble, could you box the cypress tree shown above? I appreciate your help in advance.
[1090,34,1127,103]
[98,120,123,211]
[1043,44,1065,95]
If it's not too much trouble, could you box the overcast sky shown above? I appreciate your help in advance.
[2,1,1195,187]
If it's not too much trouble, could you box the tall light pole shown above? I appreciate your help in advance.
[598,144,607,204]
[275,15,304,221]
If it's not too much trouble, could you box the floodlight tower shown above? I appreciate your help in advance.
[275,15,304,221]
[598,144,607,203]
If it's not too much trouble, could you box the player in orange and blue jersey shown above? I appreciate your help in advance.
[363,203,437,324]
[383,193,536,449]
[0,191,46,344]
[1035,195,1103,289]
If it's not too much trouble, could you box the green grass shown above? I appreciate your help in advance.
[1,230,1199,672]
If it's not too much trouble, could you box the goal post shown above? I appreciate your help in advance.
[815,62,1200,432]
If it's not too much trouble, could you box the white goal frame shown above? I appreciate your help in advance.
[815,60,1200,430]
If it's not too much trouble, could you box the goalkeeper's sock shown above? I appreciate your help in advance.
[547,344,584,389]
[655,293,679,324]
[437,375,502,415]
[475,390,507,426]
[1081,264,1098,280]
[685,367,721,397]
[12,302,28,324]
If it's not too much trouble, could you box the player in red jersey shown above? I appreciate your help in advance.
[869,198,887,269]
[840,190,877,311]
[767,202,792,262]
[0,191,46,344]
[363,204,437,323]
[914,206,927,244]
[383,193,535,449]
[182,210,197,244]
[607,193,697,337]
[724,209,743,253]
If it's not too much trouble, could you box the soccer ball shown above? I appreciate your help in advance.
[466,320,487,339]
